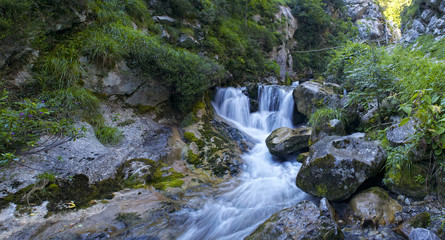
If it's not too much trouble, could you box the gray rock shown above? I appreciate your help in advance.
[403,29,420,42]
[246,201,344,240]
[357,19,383,40]
[125,81,171,108]
[0,106,175,198]
[421,9,435,22]
[265,127,311,157]
[439,1,445,13]
[270,5,297,81]
[386,120,416,146]
[319,198,336,219]
[178,34,200,46]
[426,15,439,33]
[350,187,402,226]
[395,212,431,238]
[296,135,386,201]
[311,119,346,144]
[412,19,426,33]
[436,18,445,29]
[292,81,341,116]
[409,228,440,240]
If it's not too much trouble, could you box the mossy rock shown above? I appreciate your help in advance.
[296,135,386,201]
[384,163,428,198]
[350,187,402,226]
[247,200,344,240]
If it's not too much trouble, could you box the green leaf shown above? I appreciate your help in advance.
[400,105,412,115]
[432,94,440,104]
[435,149,442,156]
[399,117,410,126]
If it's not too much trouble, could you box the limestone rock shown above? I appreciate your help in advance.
[386,120,416,146]
[344,0,400,41]
[296,135,386,201]
[265,127,311,157]
[357,19,383,39]
[412,19,426,33]
[421,9,435,22]
[246,200,344,240]
[409,228,440,240]
[0,106,176,198]
[292,81,341,116]
[125,81,171,108]
[350,187,402,226]
[270,5,297,81]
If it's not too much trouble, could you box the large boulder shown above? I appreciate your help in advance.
[246,200,344,240]
[265,127,311,157]
[349,187,402,226]
[296,135,386,201]
[292,81,341,117]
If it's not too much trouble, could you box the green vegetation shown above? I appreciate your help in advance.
[327,36,445,195]
[0,90,82,166]
[288,0,357,74]
[308,107,346,131]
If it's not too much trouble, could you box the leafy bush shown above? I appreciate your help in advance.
[0,90,81,166]
[308,107,346,130]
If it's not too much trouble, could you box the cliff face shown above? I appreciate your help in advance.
[270,6,298,82]
[401,0,445,42]
[345,0,401,41]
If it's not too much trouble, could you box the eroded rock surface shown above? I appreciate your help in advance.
[246,200,344,240]
[265,127,311,157]
[296,135,386,201]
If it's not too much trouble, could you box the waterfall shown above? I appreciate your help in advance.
[178,85,308,240]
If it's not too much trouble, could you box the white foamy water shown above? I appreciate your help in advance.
[178,86,308,240]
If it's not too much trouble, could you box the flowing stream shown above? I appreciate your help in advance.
[177,86,309,239]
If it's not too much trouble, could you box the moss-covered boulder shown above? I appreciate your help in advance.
[265,127,311,157]
[292,81,342,117]
[349,187,402,226]
[384,163,428,198]
[296,135,386,201]
[246,200,343,240]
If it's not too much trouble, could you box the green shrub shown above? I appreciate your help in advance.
[0,90,81,166]
[94,125,123,145]
[35,45,85,90]
[308,107,346,130]
[40,87,100,119]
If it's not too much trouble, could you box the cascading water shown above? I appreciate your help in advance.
[177,85,309,240]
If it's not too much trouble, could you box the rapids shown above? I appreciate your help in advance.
[177,86,309,239]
